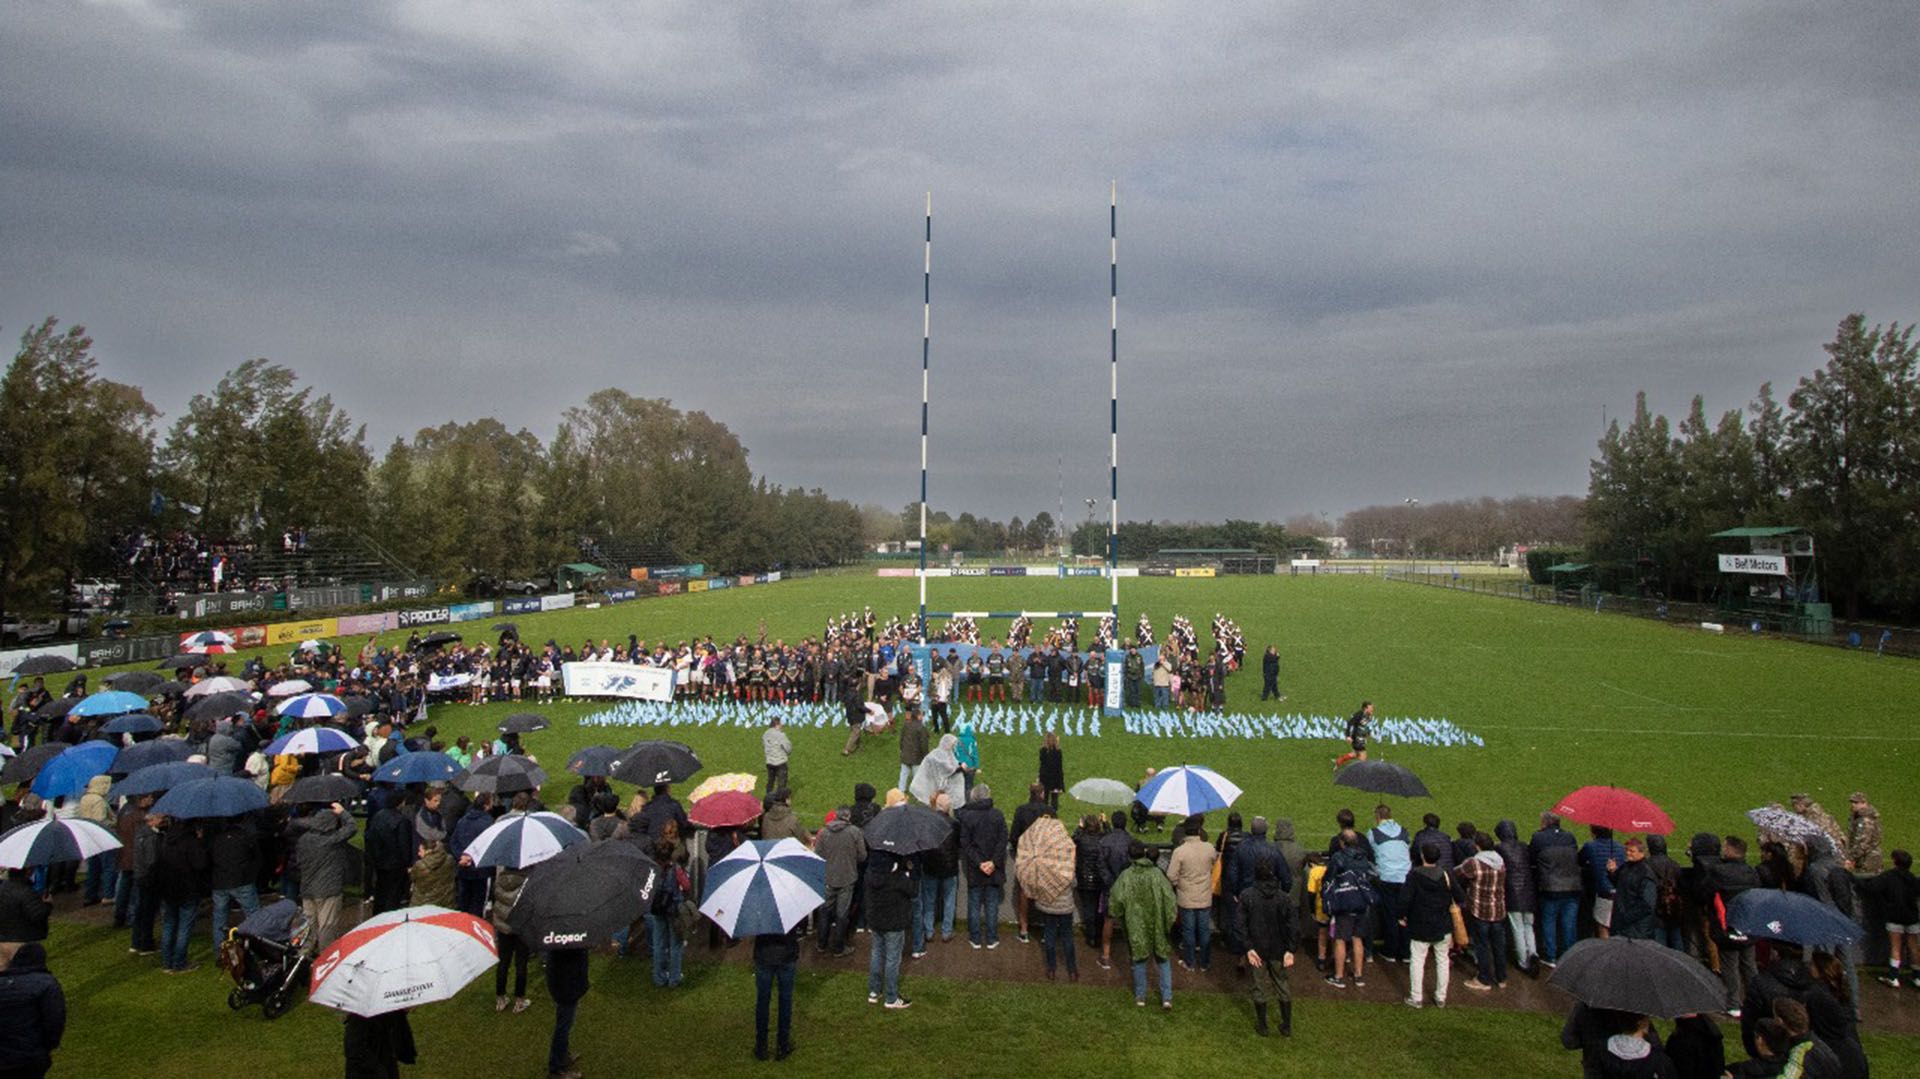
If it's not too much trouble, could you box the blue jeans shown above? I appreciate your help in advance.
[1540,894,1578,962]
[84,853,118,904]
[210,883,260,950]
[548,999,578,1073]
[648,913,683,987]
[113,868,136,927]
[919,875,956,948]
[969,883,1001,946]
[1470,917,1509,986]
[1179,907,1212,969]
[1041,911,1077,975]
[867,928,906,1002]
[160,898,198,970]
[1027,677,1044,702]
[755,961,795,1050]
[1153,685,1171,709]
[1132,956,1173,1003]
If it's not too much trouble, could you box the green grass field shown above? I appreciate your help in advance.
[51,573,1920,1076]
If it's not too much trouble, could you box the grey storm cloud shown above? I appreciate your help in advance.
[2,2,1915,523]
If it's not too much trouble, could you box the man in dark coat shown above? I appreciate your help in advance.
[544,948,589,1079]
[956,786,1008,949]
[1237,860,1298,1036]
[634,784,689,845]
[1494,819,1537,974]
[342,1009,415,1079]
[447,793,496,918]
[753,925,802,1061]
[1530,812,1581,966]
[364,795,416,914]
[863,850,917,1008]
[0,942,64,1078]
[0,872,49,944]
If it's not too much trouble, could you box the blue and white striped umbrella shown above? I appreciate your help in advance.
[264,726,358,755]
[699,838,827,937]
[30,740,118,799]
[1135,765,1243,817]
[373,750,463,786]
[0,817,122,868]
[181,630,236,653]
[462,812,585,869]
[69,690,150,718]
[276,693,348,720]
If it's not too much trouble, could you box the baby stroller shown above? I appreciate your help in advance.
[219,899,311,1020]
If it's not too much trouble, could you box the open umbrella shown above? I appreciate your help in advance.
[462,811,585,869]
[497,713,551,734]
[31,699,76,723]
[185,676,252,698]
[152,776,270,819]
[508,840,660,948]
[1727,890,1864,949]
[286,774,362,804]
[862,803,953,855]
[157,654,206,670]
[70,690,148,718]
[109,760,214,800]
[1013,816,1075,904]
[1067,777,1136,807]
[9,655,76,677]
[185,691,254,723]
[343,695,376,717]
[491,622,518,634]
[0,744,67,786]
[565,745,624,779]
[457,754,547,796]
[1745,806,1829,846]
[688,773,756,802]
[104,671,166,695]
[1554,786,1674,835]
[1547,937,1728,1018]
[276,693,347,720]
[30,740,118,799]
[689,790,763,830]
[264,726,357,755]
[1136,765,1243,816]
[373,751,463,786]
[699,838,825,938]
[1333,760,1432,798]
[417,631,462,650]
[310,905,498,1017]
[296,640,326,653]
[0,817,122,868]
[267,679,314,697]
[0,744,12,760]
[152,681,187,699]
[610,740,702,786]
[109,738,193,775]
[100,713,163,736]
[180,630,236,654]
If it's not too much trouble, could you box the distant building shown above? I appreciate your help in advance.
[1317,536,1349,557]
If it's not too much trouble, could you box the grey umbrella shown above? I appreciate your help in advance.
[105,671,167,695]
[156,654,205,670]
[12,655,77,676]
[285,774,363,805]
[185,691,254,723]
[1548,937,1728,1018]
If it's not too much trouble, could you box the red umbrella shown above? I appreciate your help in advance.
[1553,786,1674,835]
[689,790,763,830]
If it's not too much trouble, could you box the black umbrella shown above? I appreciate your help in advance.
[862,804,954,855]
[507,840,660,948]
[343,695,376,717]
[492,622,518,634]
[109,739,194,776]
[184,691,254,723]
[1333,760,1431,798]
[498,712,551,734]
[105,671,167,695]
[156,654,206,670]
[31,699,76,722]
[0,744,68,786]
[153,681,188,698]
[285,774,362,805]
[610,740,702,786]
[12,655,77,676]
[457,754,548,796]
[1547,937,1728,1018]
[565,745,624,778]
[417,631,462,650]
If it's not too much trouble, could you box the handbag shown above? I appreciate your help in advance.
[1445,870,1470,948]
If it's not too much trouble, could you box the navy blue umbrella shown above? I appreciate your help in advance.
[109,738,194,776]
[373,750,463,785]
[1728,889,1864,949]
[564,745,623,779]
[100,713,163,736]
[152,776,270,820]
[110,761,215,799]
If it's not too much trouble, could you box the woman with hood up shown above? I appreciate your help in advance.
[911,734,966,811]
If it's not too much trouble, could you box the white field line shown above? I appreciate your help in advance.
[1479,723,1920,742]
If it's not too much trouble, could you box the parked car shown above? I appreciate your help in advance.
[2,613,87,646]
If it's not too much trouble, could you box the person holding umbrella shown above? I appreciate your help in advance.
[288,800,357,950]
[864,846,917,1008]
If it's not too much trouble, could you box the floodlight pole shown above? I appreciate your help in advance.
[919,192,931,643]
[1108,181,1120,622]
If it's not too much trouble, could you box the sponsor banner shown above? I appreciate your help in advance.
[1059,566,1104,578]
[988,566,1026,577]
[267,618,338,646]
[427,671,474,692]
[1718,553,1787,576]
[765,571,781,583]
[1290,559,1322,569]
[502,596,541,615]
[1112,567,1140,578]
[649,564,705,580]
[951,566,987,577]
[1174,567,1217,578]
[603,586,638,603]
[876,568,916,578]
[737,576,755,587]
[708,578,732,591]
[376,581,433,602]
[562,661,675,703]
[448,601,496,623]
[0,643,81,678]
[1141,566,1175,577]
[629,567,649,581]
[338,612,400,636]
[539,593,575,612]
[687,580,709,593]
[398,607,451,628]
[288,586,364,611]
[753,574,769,584]
[1104,648,1127,716]
[920,568,952,578]
[180,592,273,620]
[1022,565,1055,575]
[657,581,682,596]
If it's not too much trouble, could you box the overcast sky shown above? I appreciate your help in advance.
[4,3,1914,523]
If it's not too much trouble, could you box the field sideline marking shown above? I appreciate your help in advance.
[1480,723,1920,743]
[1598,680,1682,709]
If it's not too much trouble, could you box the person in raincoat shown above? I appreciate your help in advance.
[408,842,455,909]
[910,735,965,811]
[1108,838,1179,1009]
[953,719,980,798]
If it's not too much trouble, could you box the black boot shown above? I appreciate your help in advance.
[1254,1003,1269,1037]
[1278,1002,1293,1037]
[755,1041,769,1062]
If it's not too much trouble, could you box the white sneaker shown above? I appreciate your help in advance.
[867,992,880,1005]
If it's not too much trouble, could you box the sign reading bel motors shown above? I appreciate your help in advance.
[1718,553,1787,576]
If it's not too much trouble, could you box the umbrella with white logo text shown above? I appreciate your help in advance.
[309,905,497,1017]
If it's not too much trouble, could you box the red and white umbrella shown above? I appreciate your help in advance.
[309,905,497,1017]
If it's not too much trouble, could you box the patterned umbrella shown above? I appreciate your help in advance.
[310,906,497,1017]
[1136,765,1243,816]
[699,838,825,937]
[263,726,357,755]
[688,772,757,802]
[0,817,122,868]
[185,676,252,699]
[1013,816,1075,904]
[275,693,347,720]
[181,630,236,654]
[462,812,585,869]
[1745,806,1828,846]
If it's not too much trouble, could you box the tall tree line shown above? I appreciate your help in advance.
[1336,496,1585,558]
[0,320,868,620]
[1585,314,1918,620]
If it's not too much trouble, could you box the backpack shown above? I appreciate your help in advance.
[1324,867,1372,915]
[132,827,162,881]
[1655,871,1684,922]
